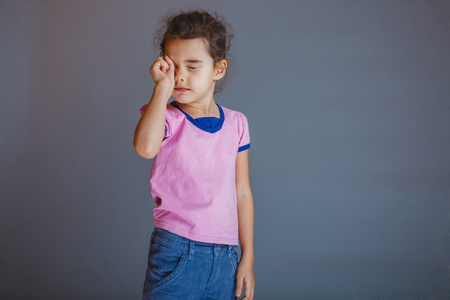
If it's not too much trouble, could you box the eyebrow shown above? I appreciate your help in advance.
[184,59,202,63]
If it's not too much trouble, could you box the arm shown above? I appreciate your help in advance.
[133,85,171,159]
[133,56,175,159]
[235,148,255,299]
[236,149,254,262]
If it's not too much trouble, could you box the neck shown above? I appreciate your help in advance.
[176,99,219,118]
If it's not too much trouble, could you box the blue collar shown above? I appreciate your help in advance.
[170,101,224,133]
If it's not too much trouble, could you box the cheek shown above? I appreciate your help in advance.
[199,71,216,83]
[190,70,215,87]
[191,73,206,84]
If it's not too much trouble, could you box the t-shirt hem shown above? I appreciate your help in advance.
[238,143,250,152]
[154,220,239,246]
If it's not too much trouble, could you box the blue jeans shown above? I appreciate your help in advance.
[142,227,239,300]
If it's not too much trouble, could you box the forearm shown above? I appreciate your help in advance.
[133,85,171,159]
[237,194,254,262]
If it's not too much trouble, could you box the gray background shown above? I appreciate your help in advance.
[1,0,450,299]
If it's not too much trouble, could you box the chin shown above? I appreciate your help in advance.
[173,96,191,104]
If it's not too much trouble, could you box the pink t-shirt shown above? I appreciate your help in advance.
[139,101,251,245]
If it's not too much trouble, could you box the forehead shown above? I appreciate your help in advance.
[165,38,212,63]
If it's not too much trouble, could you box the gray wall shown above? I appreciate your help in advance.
[1,0,450,299]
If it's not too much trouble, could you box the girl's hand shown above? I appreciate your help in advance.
[235,259,255,300]
[149,55,175,94]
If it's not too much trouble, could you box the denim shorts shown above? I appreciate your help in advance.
[142,227,240,300]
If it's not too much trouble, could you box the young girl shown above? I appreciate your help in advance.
[134,9,255,300]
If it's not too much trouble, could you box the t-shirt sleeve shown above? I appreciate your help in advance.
[237,112,251,152]
[139,103,168,137]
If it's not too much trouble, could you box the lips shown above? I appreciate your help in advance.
[175,87,190,92]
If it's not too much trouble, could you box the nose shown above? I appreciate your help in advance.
[174,68,185,84]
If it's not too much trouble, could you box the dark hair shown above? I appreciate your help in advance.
[154,9,235,94]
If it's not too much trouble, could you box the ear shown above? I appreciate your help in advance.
[214,59,227,80]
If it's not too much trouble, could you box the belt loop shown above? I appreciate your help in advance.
[188,240,195,261]
[227,245,232,259]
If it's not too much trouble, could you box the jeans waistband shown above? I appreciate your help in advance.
[150,227,238,258]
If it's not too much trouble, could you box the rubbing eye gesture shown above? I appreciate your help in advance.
[150,55,175,94]
[139,10,254,300]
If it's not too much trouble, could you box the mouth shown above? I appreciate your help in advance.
[174,87,190,93]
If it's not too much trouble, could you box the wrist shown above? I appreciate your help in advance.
[240,252,254,263]
[153,83,173,100]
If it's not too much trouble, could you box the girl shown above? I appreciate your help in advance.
[134,9,255,300]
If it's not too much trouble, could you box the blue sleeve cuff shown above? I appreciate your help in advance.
[238,143,250,152]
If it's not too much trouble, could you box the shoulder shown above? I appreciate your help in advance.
[163,101,186,122]
[219,104,248,123]
[166,101,178,115]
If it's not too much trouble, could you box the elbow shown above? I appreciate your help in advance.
[133,140,160,159]
[136,149,156,160]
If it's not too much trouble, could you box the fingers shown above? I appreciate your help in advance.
[241,285,254,300]
[164,55,174,69]
[149,57,164,76]
[158,56,170,73]
[163,55,175,79]
[149,56,176,87]
[235,275,243,298]
[237,277,254,300]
